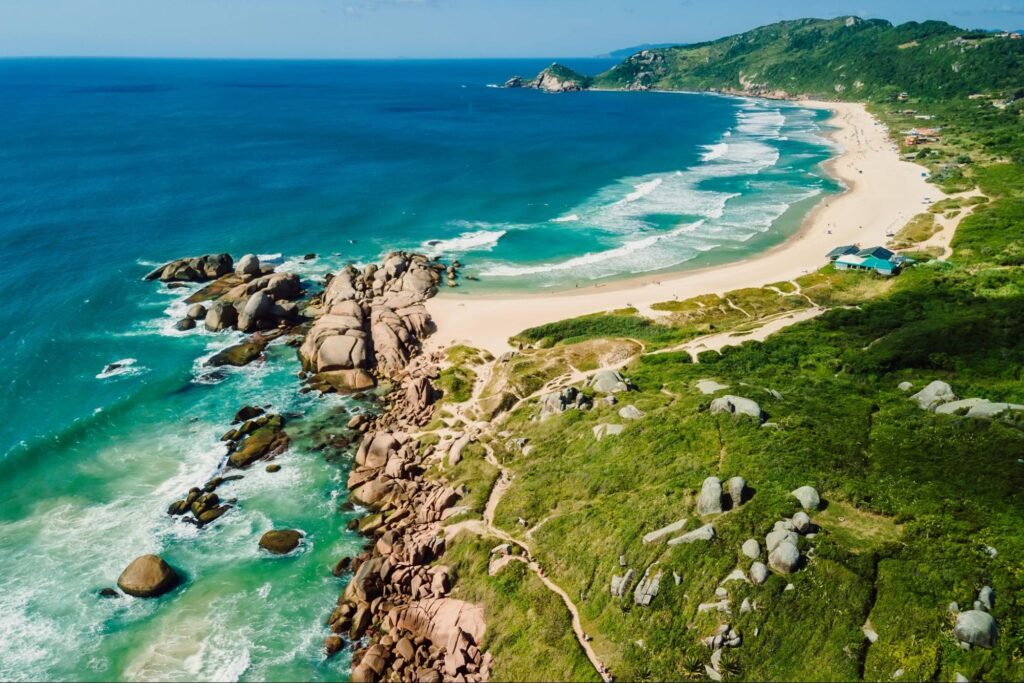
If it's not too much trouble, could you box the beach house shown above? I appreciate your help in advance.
[830,245,909,276]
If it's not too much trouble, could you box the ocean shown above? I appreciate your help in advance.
[0,58,837,681]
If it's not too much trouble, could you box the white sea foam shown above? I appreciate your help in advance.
[421,229,506,256]
[623,177,663,203]
[701,142,729,161]
[551,214,580,223]
[96,358,147,380]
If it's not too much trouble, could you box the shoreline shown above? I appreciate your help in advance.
[425,99,943,354]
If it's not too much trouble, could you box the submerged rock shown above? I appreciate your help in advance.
[117,554,179,598]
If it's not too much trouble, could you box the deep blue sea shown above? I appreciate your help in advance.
[0,58,837,681]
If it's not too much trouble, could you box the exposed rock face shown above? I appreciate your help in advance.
[634,569,662,606]
[697,477,724,515]
[935,397,1024,418]
[593,423,625,440]
[618,405,644,420]
[954,610,997,648]
[668,523,716,544]
[145,253,233,282]
[709,395,764,422]
[696,379,730,395]
[610,569,635,597]
[117,554,179,598]
[588,369,633,394]
[643,519,688,544]
[911,380,957,410]
[791,485,821,511]
[300,253,442,378]
[539,386,590,419]
[524,64,589,93]
[259,529,303,554]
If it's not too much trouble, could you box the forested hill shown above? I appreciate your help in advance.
[589,17,1024,100]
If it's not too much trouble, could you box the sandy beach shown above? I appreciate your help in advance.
[425,100,943,354]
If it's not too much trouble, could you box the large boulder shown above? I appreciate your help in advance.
[766,529,799,553]
[236,253,260,276]
[768,541,800,574]
[726,476,747,507]
[911,380,956,411]
[697,476,723,515]
[204,302,238,332]
[741,539,761,559]
[588,369,632,394]
[791,485,821,511]
[709,395,763,422]
[117,554,179,598]
[238,290,274,332]
[749,561,769,585]
[259,529,303,555]
[954,610,997,648]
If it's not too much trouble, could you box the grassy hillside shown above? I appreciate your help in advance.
[591,17,1024,101]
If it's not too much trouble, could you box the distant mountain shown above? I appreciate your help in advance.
[596,43,684,60]
[586,16,1024,99]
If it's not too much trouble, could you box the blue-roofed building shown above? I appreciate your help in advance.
[826,245,860,261]
[833,244,910,276]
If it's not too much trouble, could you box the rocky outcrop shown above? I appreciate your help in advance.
[911,380,957,410]
[117,554,179,598]
[326,350,490,683]
[539,386,591,419]
[510,63,590,93]
[299,253,446,385]
[697,477,724,515]
[588,369,633,394]
[145,253,233,282]
[259,529,304,554]
[224,413,291,468]
[710,395,764,422]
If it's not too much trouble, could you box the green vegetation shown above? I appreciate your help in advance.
[471,160,1024,679]
[512,308,688,349]
[445,534,601,682]
[888,212,940,248]
[592,18,1024,103]
[471,20,1024,681]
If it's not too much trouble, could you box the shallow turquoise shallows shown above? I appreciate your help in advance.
[0,58,837,681]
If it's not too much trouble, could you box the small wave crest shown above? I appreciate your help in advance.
[623,177,663,203]
[551,214,580,223]
[421,229,506,257]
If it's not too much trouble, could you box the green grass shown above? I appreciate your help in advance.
[445,534,601,682]
[889,212,940,248]
[481,251,1024,681]
[511,308,689,349]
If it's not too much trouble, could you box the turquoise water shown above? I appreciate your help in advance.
[0,59,837,681]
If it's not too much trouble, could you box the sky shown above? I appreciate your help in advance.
[0,0,1022,59]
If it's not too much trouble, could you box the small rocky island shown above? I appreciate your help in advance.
[504,63,591,93]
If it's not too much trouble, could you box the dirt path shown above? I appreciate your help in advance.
[467,445,613,682]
